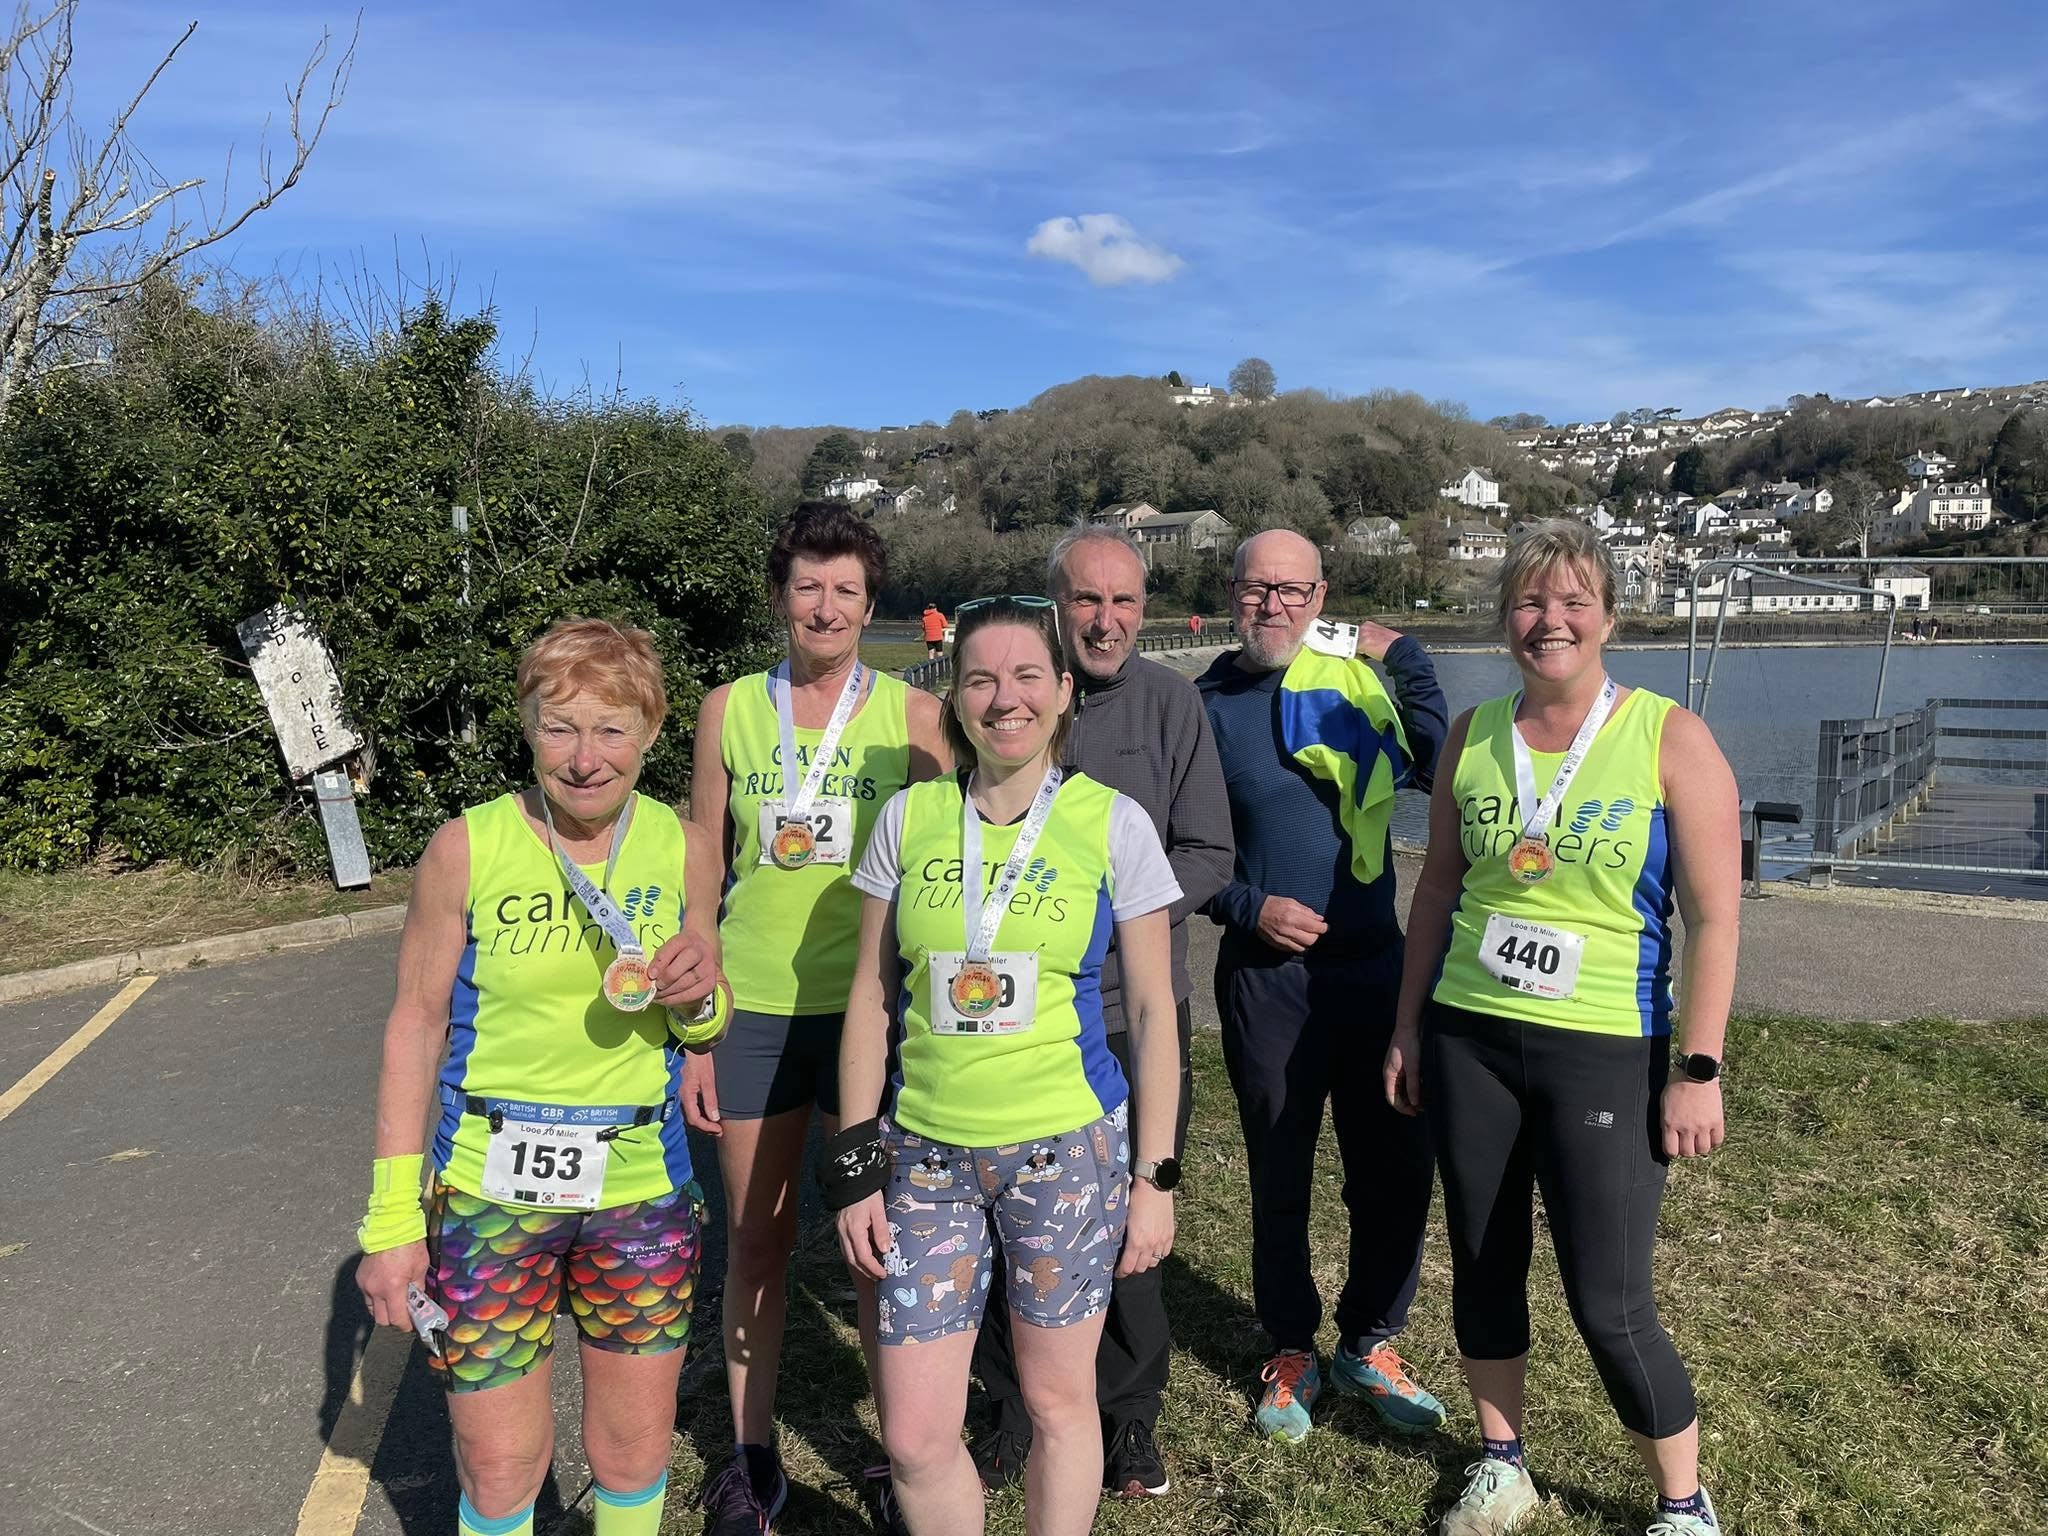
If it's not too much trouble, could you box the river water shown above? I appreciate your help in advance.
[1387,642,2048,842]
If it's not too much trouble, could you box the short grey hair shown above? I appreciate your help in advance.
[1047,526,1146,595]
[1494,517,1618,625]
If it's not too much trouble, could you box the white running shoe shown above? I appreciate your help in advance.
[1438,1457,1541,1535]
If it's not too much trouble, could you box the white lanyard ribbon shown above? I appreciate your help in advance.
[1510,677,1617,843]
[539,792,641,956]
[958,766,1063,964]
[771,660,865,820]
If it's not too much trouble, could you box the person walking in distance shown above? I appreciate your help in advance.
[1196,528,1450,1443]
[1385,519,1738,1535]
[968,530,1233,1500]
[922,601,949,660]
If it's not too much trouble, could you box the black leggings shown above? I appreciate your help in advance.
[1425,1001,1697,1439]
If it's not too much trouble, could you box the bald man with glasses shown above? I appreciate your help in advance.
[1197,529,1450,1445]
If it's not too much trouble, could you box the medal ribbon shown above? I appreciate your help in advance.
[539,792,642,956]
[958,766,1063,964]
[771,660,866,823]
[1509,676,1618,845]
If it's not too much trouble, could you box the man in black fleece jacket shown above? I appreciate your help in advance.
[969,528,1234,1501]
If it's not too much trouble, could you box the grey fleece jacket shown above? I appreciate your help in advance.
[1062,653,1235,1029]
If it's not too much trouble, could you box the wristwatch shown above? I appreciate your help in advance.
[1132,1157,1182,1192]
[1675,1052,1722,1083]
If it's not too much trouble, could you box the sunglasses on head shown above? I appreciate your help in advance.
[956,594,1057,614]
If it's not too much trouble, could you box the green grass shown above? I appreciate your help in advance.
[655,1017,2048,1535]
[860,639,934,677]
[0,858,412,975]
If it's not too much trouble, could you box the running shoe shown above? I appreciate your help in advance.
[1104,1418,1170,1498]
[1647,1488,1720,1535]
[971,1425,1032,1493]
[699,1452,787,1535]
[1439,1457,1540,1535]
[1330,1340,1449,1434]
[1254,1349,1321,1442]
[857,1463,912,1536]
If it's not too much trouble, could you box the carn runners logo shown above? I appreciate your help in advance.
[1567,798,1635,834]
[619,885,663,919]
[1022,857,1058,894]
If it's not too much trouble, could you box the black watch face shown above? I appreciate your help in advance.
[1682,1054,1719,1083]
[1150,1157,1182,1192]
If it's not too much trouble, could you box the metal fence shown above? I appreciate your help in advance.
[1811,697,2048,882]
[903,625,1221,691]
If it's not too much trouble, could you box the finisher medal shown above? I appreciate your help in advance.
[949,961,1003,1018]
[1506,837,1554,885]
[770,818,818,869]
[602,951,656,1012]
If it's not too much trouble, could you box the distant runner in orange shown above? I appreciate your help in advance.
[922,602,949,659]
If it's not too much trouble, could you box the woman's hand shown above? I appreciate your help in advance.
[648,930,717,1012]
[1662,1079,1725,1159]
[680,1049,722,1136]
[1383,1019,1424,1116]
[1115,1180,1175,1278]
[835,1190,894,1280]
[356,1241,429,1330]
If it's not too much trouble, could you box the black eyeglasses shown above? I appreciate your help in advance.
[956,594,1057,614]
[1230,580,1322,608]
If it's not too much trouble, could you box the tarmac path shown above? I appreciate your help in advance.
[0,875,2037,1536]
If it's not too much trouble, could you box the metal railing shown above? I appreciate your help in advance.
[1811,697,2047,882]
[903,626,1224,691]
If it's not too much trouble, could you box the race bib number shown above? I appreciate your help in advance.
[480,1119,611,1209]
[756,796,854,866]
[1303,618,1359,658]
[1479,912,1586,1000]
[928,951,1039,1036]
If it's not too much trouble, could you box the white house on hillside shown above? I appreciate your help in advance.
[1447,520,1508,560]
[1439,467,1502,508]
[1916,480,1995,532]
[1345,515,1408,554]
[1089,501,1163,529]
[1904,450,1954,481]
[823,474,882,501]
[1130,508,1232,561]
[1170,384,1229,408]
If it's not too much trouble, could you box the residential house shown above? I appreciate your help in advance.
[1747,574,1860,614]
[1904,450,1954,481]
[1916,479,1995,532]
[1447,520,1509,560]
[1089,501,1163,530]
[1871,564,1932,611]
[871,486,924,515]
[1773,485,1834,519]
[1130,508,1233,562]
[823,473,882,501]
[1439,466,1503,509]
[1344,515,1409,554]
[1669,569,1746,618]
[1170,383,1228,408]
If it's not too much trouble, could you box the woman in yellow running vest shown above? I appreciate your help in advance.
[1384,520,1741,1536]
[830,596,1183,1536]
[687,502,949,1527]
[354,618,731,1536]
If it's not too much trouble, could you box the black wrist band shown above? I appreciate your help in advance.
[821,1117,889,1212]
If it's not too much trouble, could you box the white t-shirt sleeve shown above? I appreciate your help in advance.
[850,789,910,900]
[1107,794,1182,921]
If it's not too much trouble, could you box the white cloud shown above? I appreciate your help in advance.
[1026,214,1184,286]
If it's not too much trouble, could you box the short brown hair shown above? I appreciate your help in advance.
[768,501,887,601]
[517,617,668,735]
[941,599,1075,768]
[1494,518,1618,628]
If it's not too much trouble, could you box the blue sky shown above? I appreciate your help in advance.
[73,1,2048,429]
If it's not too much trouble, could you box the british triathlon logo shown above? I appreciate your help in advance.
[1567,798,1635,834]
[620,885,662,918]
[1023,858,1058,893]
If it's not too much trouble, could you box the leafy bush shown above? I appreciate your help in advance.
[0,283,776,872]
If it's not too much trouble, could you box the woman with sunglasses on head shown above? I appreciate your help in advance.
[1384,519,1740,1536]
[687,502,949,1532]
[829,595,1183,1536]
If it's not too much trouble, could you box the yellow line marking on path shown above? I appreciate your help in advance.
[0,975,157,1125]
[293,1324,412,1536]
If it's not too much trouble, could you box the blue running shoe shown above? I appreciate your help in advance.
[1331,1340,1448,1434]
[1254,1349,1321,1442]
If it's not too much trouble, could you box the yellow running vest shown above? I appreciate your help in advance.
[433,792,695,1205]
[719,668,913,1014]
[1433,688,1679,1036]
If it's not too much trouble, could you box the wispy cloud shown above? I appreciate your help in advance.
[1026,215,1185,286]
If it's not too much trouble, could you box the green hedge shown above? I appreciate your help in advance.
[0,287,777,873]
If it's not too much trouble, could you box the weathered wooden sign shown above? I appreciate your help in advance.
[236,604,362,778]
[237,604,370,889]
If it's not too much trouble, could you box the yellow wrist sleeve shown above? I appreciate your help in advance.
[357,1153,428,1253]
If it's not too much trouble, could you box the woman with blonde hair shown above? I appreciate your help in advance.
[1385,520,1740,1536]
[355,617,730,1536]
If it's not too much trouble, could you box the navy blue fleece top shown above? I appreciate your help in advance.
[1197,634,1448,954]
